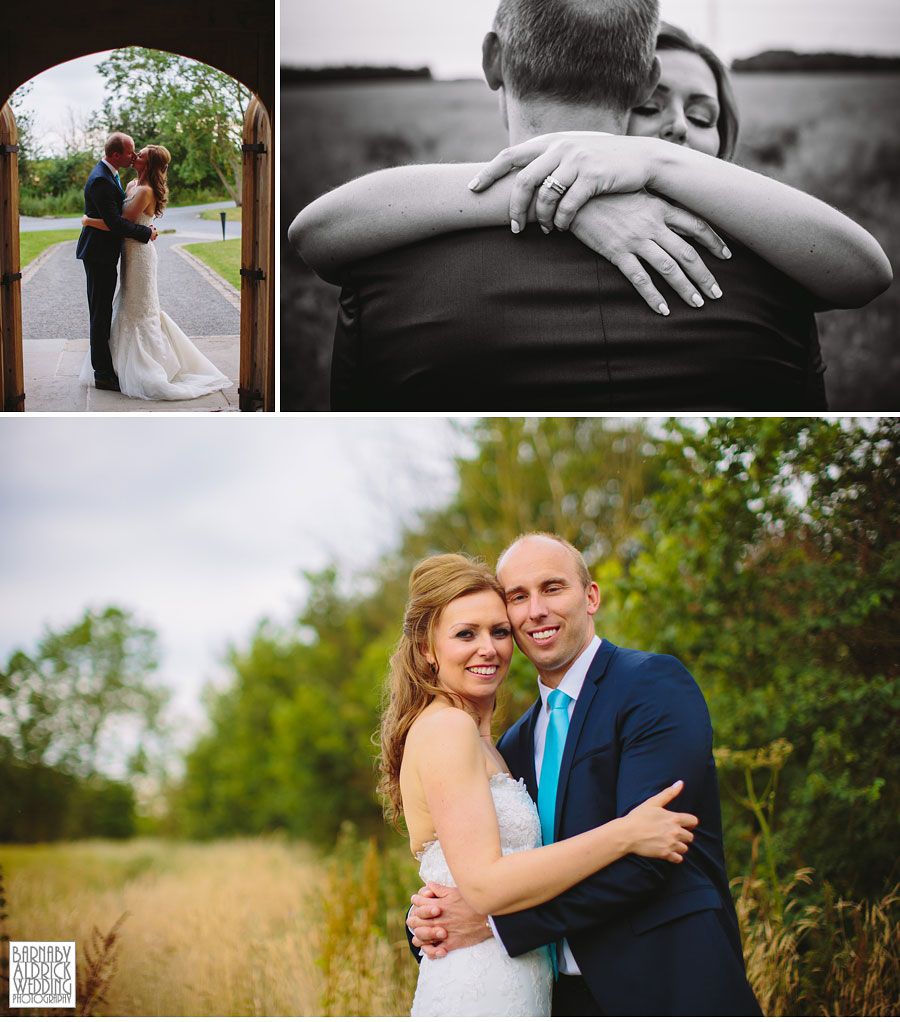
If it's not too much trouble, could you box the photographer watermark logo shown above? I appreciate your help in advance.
[8,941,76,1009]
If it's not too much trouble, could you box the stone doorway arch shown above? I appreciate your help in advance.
[0,0,275,411]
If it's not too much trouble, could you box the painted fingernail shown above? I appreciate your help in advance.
[711,284,722,299]
[691,293,704,307]
[722,245,732,259]
[467,177,480,190]
[511,220,521,234]
[658,302,670,316]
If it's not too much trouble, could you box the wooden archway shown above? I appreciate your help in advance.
[0,0,275,411]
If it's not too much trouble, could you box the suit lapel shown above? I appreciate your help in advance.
[517,701,541,801]
[553,639,618,839]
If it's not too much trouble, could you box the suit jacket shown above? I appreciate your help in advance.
[493,640,761,1016]
[76,161,152,263]
[331,224,826,411]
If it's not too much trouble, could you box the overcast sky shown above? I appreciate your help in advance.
[9,0,900,155]
[281,0,900,73]
[0,416,471,740]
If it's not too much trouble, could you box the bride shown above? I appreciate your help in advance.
[79,145,232,401]
[379,553,698,1017]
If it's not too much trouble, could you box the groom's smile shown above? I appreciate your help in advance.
[498,536,601,687]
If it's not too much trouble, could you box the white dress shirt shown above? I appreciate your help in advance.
[492,634,602,975]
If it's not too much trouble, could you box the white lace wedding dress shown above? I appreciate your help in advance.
[79,208,232,400]
[411,774,553,1017]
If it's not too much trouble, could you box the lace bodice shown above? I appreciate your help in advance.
[417,774,542,886]
[410,774,552,1017]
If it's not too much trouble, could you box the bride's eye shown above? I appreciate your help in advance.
[632,105,660,117]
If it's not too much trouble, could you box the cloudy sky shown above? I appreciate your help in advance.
[10,0,900,154]
[281,0,900,73]
[0,416,470,740]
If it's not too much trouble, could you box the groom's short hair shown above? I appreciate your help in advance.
[493,0,659,112]
[104,133,131,159]
[497,532,593,589]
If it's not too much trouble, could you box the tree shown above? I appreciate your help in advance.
[0,606,168,840]
[98,48,252,204]
[603,418,900,899]
[0,606,167,778]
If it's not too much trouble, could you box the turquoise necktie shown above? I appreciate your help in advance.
[538,687,571,980]
[538,688,571,845]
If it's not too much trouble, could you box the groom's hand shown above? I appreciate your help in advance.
[150,227,159,242]
[407,883,490,959]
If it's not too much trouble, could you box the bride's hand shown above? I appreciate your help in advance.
[81,215,89,227]
[469,132,667,233]
[622,779,698,862]
[570,193,728,314]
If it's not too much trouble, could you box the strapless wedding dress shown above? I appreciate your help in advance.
[410,774,553,1017]
[79,207,231,400]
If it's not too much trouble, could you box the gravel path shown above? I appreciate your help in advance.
[22,234,239,340]
[18,205,242,411]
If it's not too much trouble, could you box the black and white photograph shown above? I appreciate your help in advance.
[282,0,899,411]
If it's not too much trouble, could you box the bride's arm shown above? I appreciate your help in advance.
[82,185,153,230]
[409,708,695,917]
[289,164,506,283]
[471,133,892,308]
[289,164,729,310]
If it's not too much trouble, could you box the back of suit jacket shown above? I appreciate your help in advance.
[332,224,825,411]
[493,640,760,1016]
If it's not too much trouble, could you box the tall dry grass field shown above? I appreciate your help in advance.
[1,839,327,1016]
[281,73,900,411]
[3,836,898,1015]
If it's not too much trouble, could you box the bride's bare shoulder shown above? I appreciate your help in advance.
[406,705,478,754]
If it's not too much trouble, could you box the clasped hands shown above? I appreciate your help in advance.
[469,132,730,315]
[407,883,491,960]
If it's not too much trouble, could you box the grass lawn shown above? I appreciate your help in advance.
[183,238,241,290]
[20,229,80,267]
[198,207,241,222]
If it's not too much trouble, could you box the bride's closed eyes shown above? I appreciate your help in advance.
[628,48,722,158]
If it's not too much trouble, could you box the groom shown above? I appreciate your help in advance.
[76,132,157,391]
[408,533,762,1015]
[330,0,823,411]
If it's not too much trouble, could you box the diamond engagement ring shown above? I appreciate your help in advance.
[542,175,568,196]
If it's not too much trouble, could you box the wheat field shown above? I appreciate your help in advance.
[1,839,327,1016]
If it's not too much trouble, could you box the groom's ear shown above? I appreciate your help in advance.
[632,55,662,107]
[482,31,504,91]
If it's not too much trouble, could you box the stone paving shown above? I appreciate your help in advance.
[20,205,242,412]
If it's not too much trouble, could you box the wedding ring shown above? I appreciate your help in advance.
[542,175,568,196]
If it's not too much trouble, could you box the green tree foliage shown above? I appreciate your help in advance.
[603,418,900,899]
[0,606,168,841]
[98,48,251,204]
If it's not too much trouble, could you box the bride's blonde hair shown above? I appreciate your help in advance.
[376,553,506,829]
[144,145,171,217]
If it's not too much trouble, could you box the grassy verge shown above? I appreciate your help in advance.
[20,229,81,267]
[198,207,241,222]
[183,238,242,290]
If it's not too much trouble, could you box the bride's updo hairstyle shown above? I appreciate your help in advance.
[377,553,506,829]
[145,145,171,217]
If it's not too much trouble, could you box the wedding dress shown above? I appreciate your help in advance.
[410,774,553,1017]
[79,208,232,400]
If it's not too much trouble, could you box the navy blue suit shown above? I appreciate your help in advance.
[493,640,761,1015]
[76,160,152,377]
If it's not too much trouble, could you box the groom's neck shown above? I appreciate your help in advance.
[506,98,628,144]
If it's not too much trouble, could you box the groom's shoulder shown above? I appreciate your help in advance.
[603,642,705,706]
[604,641,697,684]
